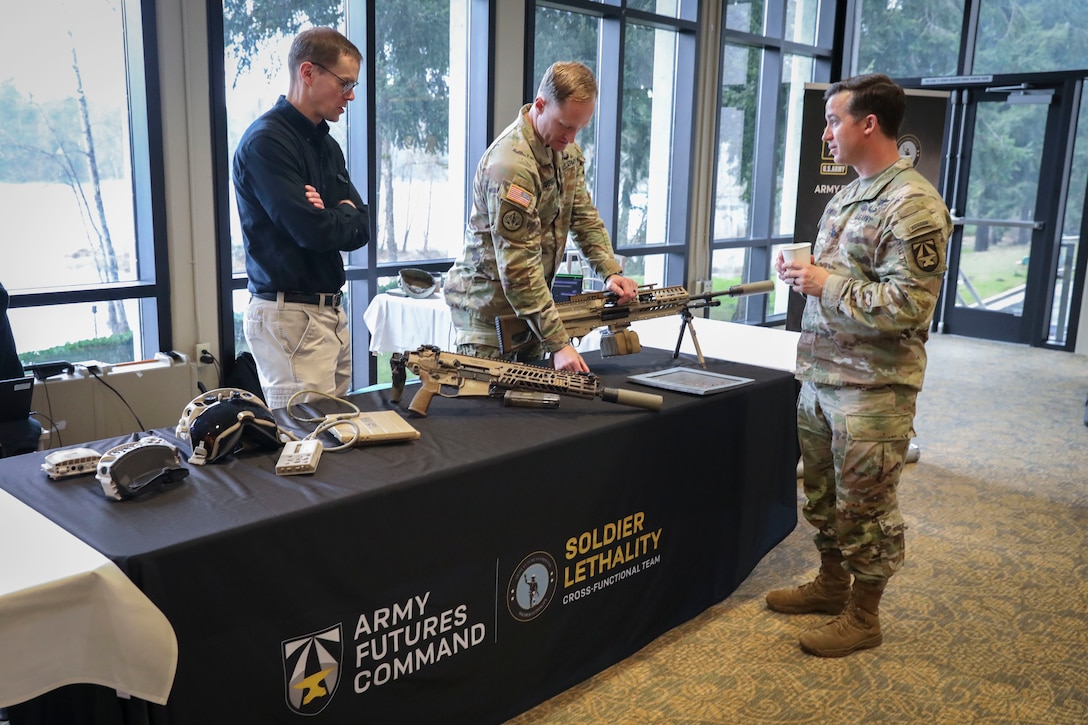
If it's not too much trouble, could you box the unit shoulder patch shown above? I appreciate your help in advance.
[909,234,943,274]
[501,206,525,232]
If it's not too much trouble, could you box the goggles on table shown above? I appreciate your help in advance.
[96,436,189,501]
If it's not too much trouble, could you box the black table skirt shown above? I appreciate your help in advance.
[3,349,799,725]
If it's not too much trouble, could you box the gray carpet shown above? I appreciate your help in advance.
[507,333,1088,724]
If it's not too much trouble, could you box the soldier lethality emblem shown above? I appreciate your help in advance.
[911,236,941,273]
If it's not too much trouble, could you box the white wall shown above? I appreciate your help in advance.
[160,0,221,365]
[31,359,200,446]
[492,2,527,130]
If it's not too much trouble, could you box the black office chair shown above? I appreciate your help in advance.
[0,281,42,458]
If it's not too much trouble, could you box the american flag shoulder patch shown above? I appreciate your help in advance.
[505,183,533,209]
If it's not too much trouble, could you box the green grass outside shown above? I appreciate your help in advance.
[957,243,1029,304]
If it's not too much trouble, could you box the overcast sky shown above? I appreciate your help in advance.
[1,0,127,103]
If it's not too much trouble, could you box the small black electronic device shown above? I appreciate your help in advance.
[551,274,583,303]
[0,376,34,423]
[23,361,74,381]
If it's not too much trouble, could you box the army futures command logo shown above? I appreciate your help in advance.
[508,551,557,622]
[282,624,343,715]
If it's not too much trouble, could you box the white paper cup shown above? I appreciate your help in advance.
[781,242,812,266]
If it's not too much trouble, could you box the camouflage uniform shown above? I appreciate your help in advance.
[796,157,951,584]
[444,104,622,359]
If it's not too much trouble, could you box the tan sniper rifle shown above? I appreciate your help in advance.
[495,280,775,367]
[389,344,663,417]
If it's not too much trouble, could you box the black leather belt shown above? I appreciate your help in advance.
[252,291,343,307]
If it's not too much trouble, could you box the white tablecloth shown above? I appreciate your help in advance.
[0,489,178,708]
[360,291,800,372]
[580,316,800,372]
[362,291,455,354]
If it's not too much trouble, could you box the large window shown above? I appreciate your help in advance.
[532,1,698,291]
[852,0,961,77]
[976,0,1088,75]
[221,2,351,355]
[715,43,758,241]
[373,1,467,266]
[0,0,167,366]
[853,1,1088,78]
[851,0,1088,350]
[712,0,835,324]
[218,0,475,385]
[532,7,600,183]
[619,23,678,251]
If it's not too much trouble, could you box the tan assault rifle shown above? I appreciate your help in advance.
[495,280,775,366]
[389,345,663,417]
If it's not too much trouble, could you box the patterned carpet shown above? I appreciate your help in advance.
[507,333,1088,725]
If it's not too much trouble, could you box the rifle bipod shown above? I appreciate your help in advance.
[673,307,708,368]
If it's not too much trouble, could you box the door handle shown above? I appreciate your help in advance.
[950,215,1044,231]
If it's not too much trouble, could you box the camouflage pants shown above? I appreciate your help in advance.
[455,342,545,364]
[797,381,917,584]
[449,307,545,362]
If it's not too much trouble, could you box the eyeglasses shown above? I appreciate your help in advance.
[310,61,359,96]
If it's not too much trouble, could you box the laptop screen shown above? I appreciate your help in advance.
[0,376,34,423]
[551,274,583,303]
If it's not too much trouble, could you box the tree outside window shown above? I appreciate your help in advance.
[0,0,150,364]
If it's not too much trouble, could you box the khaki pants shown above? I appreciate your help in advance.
[243,295,351,409]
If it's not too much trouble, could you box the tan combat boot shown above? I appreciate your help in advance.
[798,579,884,657]
[765,550,851,614]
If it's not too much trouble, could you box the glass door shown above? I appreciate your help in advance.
[923,73,1085,346]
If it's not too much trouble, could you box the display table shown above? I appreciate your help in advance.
[359,291,660,357]
[1,347,798,725]
[360,290,801,369]
[615,315,800,372]
[0,489,177,709]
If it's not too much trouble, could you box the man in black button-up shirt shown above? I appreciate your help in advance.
[233,27,370,409]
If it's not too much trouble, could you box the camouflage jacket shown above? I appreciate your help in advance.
[444,104,622,352]
[797,158,952,389]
